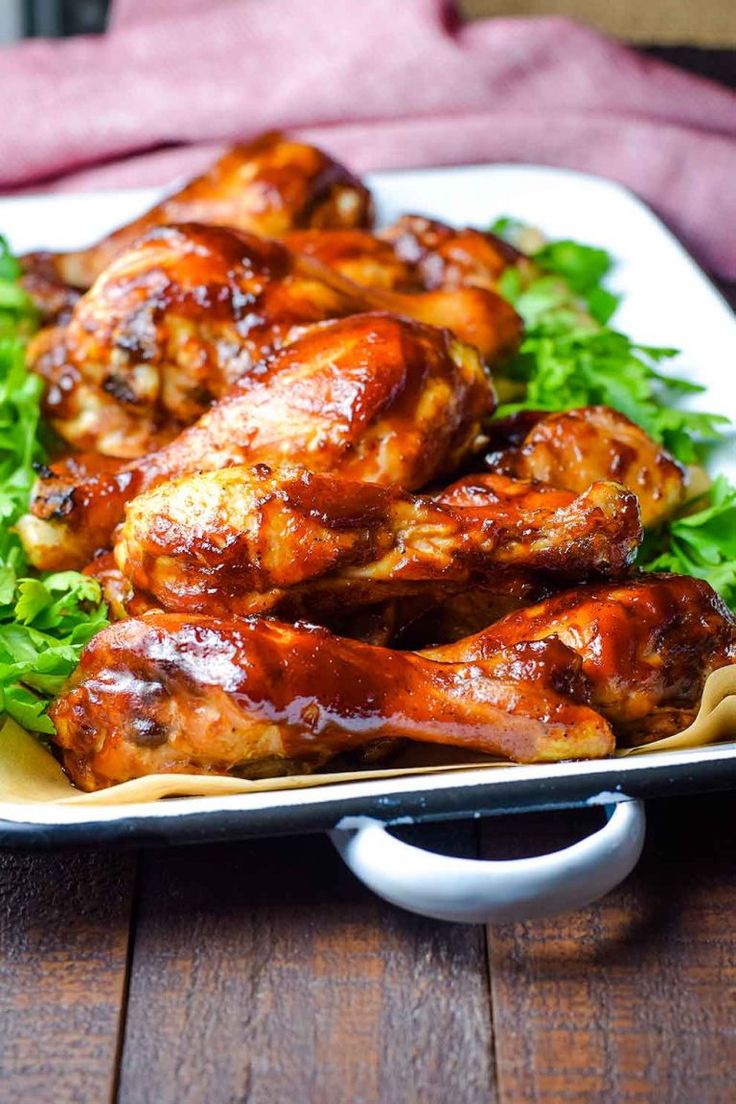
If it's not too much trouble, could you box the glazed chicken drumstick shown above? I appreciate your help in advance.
[283,214,520,293]
[114,467,642,618]
[388,407,689,647]
[49,574,734,790]
[483,405,686,527]
[49,615,615,790]
[20,132,374,315]
[29,224,368,457]
[19,313,494,570]
[29,222,521,457]
[426,574,736,743]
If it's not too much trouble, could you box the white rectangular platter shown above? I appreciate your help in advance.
[1,163,735,846]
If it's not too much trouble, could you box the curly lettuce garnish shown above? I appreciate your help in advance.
[0,236,108,732]
[492,219,736,609]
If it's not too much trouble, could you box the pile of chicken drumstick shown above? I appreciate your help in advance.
[15,132,735,791]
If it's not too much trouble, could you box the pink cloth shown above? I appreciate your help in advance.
[2,0,735,277]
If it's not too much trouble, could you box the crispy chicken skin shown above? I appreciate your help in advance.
[485,406,686,528]
[49,614,614,789]
[426,575,736,742]
[19,314,494,570]
[114,467,642,618]
[29,222,520,458]
[21,133,374,295]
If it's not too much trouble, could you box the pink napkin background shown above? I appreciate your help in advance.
[1,0,734,277]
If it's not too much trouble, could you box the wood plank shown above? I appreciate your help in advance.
[117,824,495,1104]
[0,849,136,1103]
[483,796,736,1103]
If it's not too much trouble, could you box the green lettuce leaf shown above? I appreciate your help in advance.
[638,476,736,609]
[0,235,109,732]
[492,223,729,464]
[493,219,736,609]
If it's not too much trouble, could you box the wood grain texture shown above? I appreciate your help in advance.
[0,849,136,1104]
[483,796,736,1103]
[117,824,494,1104]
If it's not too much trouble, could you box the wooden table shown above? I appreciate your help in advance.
[1,45,735,1104]
[2,796,736,1103]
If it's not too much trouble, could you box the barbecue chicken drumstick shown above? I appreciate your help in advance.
[29,224,368,457]
[378,214,520,291]
[283,215,520,293]
[282,229,415,291]
[19,313,494,569]
[49,615,615,790]
[484,405,686,527]
[386,415,687,646]
[427,574,736,743]
[114,467,642,618]
[29,223,520,457]
[20,132,374,309]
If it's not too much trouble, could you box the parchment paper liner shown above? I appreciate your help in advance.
[1,664,735,806]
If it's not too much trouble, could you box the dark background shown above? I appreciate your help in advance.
[22,0,109,36]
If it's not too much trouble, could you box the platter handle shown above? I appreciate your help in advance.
[329,797,645,924]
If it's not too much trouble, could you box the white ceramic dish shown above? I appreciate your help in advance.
[1,164,734,923]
